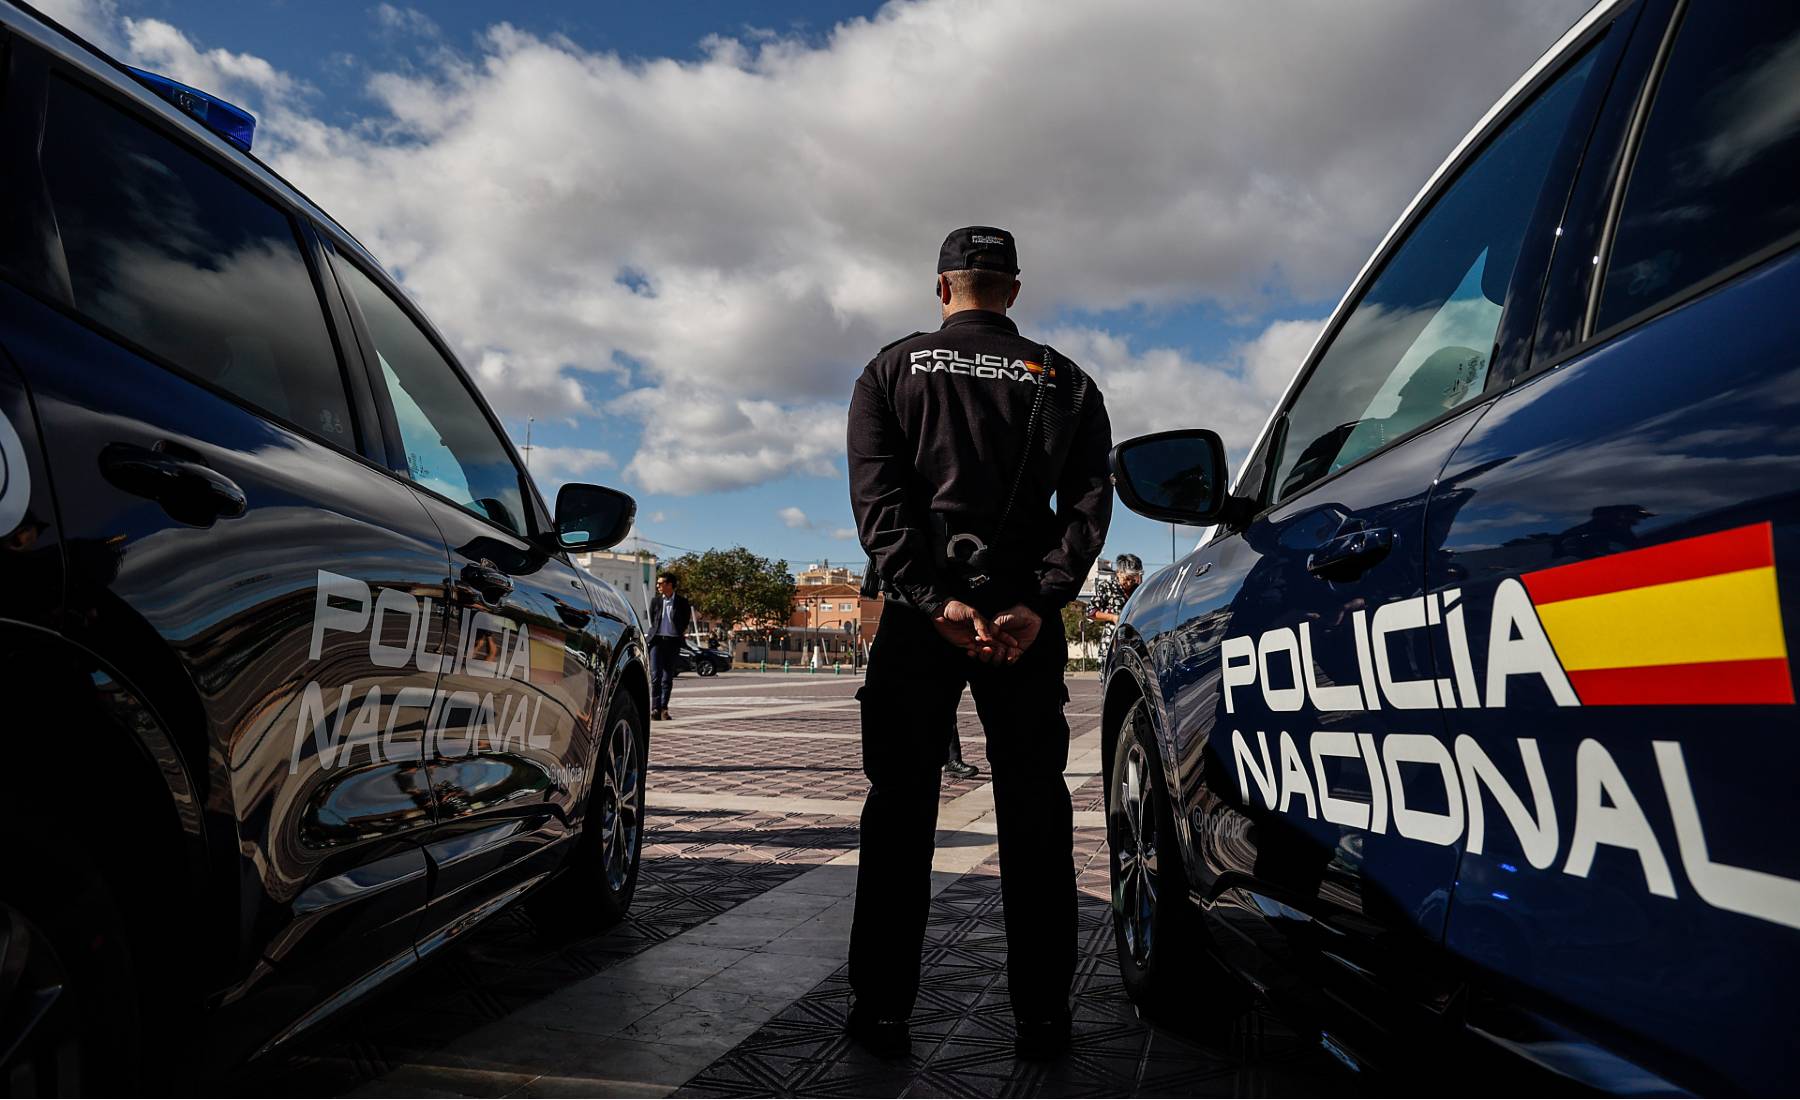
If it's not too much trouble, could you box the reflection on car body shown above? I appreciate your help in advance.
[0,2,650,1090]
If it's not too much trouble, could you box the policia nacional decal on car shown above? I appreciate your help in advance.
[1223,522,1791,715]
[0,405,30,535]
[291,570,560,773]
[1221,522,1796,932]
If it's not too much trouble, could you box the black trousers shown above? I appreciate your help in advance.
[849,601,1074,1021]
[649,636,681,712]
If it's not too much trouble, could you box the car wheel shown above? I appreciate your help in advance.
[1,846,141,1094]
[696,660,717,677]
[528,692,648,934]
[1108,700,1242,1025]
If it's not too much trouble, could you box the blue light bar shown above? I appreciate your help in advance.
[124,66,256,152]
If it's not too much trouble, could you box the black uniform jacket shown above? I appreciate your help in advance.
[847,309,1113,617]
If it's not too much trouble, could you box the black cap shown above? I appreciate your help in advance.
[938,226,1019,275]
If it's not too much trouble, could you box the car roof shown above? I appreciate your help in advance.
[2,0,387,275]
[4,0,560,529]
[1217,0,1628,532]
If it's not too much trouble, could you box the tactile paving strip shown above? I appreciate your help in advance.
[677,831,1350,1098]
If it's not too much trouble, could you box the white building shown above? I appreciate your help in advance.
[1081,556,1111,603]
[574,549,658,619]
[795,561,860,587]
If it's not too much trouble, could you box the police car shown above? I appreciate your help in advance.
[0,2,652,1090]
[1102,0,1799,1092]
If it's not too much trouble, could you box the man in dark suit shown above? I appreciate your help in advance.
[647,572,692,720]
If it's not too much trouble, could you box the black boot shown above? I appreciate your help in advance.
[846,1005,912,1059]
[1013,1012,1072,1060]
[945,759,980,780]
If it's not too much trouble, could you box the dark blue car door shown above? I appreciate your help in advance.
[1429,4,1800,1092]
[326,248,604,953]
[1163,31,1622,1052]
[0,51,450,1050]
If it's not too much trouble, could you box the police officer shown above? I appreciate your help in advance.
[845,226,1113,1059]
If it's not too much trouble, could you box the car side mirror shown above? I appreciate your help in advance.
[552,482,636,552]
[1110,429,1230,525]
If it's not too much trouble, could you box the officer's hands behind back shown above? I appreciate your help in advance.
[934,600,1041,665]
[935,600,1012,664]
[991,604,1042,655]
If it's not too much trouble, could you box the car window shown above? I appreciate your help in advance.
[336,260,528,536]
[1597,5,1800,330]
[37,77,353,447]
[1267,50,1599,505]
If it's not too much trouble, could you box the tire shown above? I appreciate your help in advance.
[696,660,717,677]
[1107,701,1242,1025]
[529,692,649,934]
[1,842,143,1094]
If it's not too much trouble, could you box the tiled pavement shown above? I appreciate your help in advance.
[676,833,1344,1098]
[220,672,1355,1097]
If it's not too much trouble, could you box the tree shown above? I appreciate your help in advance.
[1060,601,1085,641]
[665,547,796,644]
[1061,601,1093,670]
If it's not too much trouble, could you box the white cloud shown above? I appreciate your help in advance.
[27,0,120,51]
[780,507,859,542]
[516,443,615,502]
[374,4,441,40]
[522,445,615,480]
[90,1,1585,494]
[1054,316,1324,458]
[123,17,304,104]
[621,389,844,494]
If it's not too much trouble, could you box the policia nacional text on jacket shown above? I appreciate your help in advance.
[845,225,1113,1054]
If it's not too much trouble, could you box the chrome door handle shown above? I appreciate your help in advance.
[1307,526,1394,581]
[458,560,514,603]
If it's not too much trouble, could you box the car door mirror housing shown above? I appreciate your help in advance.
[551,482,636,552]
[1110,429,1231,526]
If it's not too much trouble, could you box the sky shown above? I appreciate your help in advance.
[36,0,1591,575]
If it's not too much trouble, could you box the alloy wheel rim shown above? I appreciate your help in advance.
[599,716,643,892]
[0,902,81,1094]
[1116,740,1159,966]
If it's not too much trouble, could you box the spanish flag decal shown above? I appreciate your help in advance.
[1522,522,1793,706]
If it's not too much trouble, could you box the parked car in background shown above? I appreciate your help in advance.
[1102,0,1800,1092]
[677,642,733,677]
[0,2,652,1090]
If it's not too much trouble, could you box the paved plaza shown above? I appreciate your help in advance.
[224,672,1351,1097]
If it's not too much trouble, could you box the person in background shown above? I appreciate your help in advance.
[1087,553,1142,663]
[647,572,691,721]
